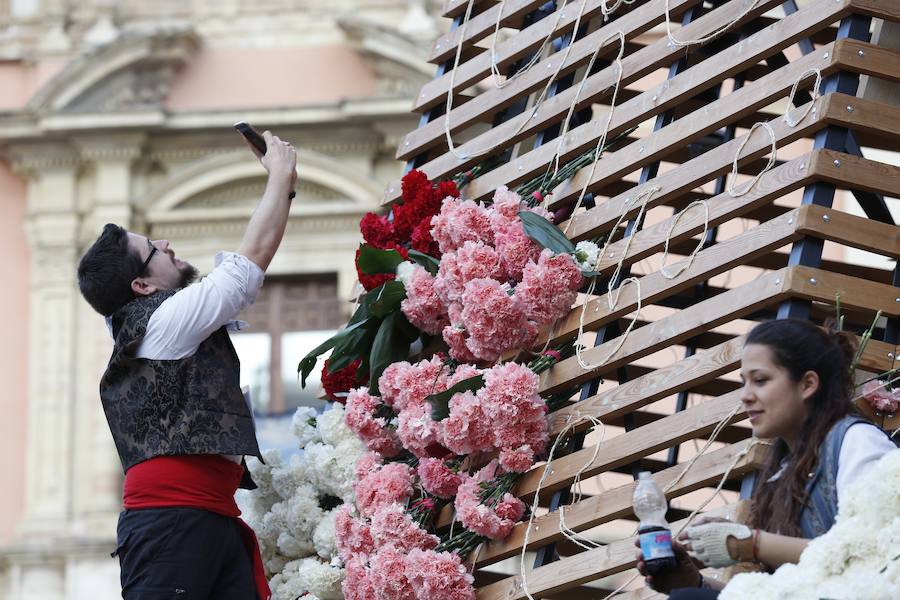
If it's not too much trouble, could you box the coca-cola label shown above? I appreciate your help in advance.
[639,529,675,560]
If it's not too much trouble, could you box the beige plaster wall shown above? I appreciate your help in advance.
[165,46,378,110]
[0,161,29,544]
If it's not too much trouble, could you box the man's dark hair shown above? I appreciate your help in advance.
[77,223,144,316]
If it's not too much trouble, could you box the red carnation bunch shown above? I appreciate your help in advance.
[355,244,409,291]
[321,358,368,403]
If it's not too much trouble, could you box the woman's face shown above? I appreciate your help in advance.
[739,343,817,446]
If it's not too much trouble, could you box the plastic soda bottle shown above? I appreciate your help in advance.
[634,471,677,574]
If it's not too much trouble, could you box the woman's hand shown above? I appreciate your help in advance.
[633,537,701,594]
[680,521,754,567]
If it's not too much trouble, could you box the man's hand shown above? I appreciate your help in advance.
[634,537,701,594]
[259,131,297,192]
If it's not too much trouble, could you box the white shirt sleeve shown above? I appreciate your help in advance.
[836,422,897,509]
[137,251,265,360]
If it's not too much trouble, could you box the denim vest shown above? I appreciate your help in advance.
[798,415,873,538]
[100,290,261,489]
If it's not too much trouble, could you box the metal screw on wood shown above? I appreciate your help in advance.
[823,214,830,222]
[775,278,781,285]
[846,105,854,113]
[889,353,895,359]
[788,217,794,224]
[895,297,900,303]
[858,50,865,57]
[518,165,523,171]
[800,163,806,170]
[810,278,817,285]
[833,159,841,167]
[652,95,658,102]
[824,52,829,59]
[639,146,645,153]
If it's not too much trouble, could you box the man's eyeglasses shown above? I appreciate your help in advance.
[139,239,158,275]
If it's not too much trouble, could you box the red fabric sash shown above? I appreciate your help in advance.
[123,455,271,600]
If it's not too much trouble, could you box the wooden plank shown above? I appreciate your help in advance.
[419,0,695,109]
[396,0,796,170]
[810,149,900,200]
[476,503,746,600]
[834,39,900,85]
[515,392,745,499]
[786,266,900,316]
[540,268,791,395]
[443,0,495,19]
[472,439,766,567]
[431,0,545,65]
[539,206,806,351]
[560,93,855,241]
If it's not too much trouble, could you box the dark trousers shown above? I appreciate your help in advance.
[114,507,258,600]
[669,587,720,599]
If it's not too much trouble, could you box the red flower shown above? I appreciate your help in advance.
[321,358,368,403]
[434,180,460,203]
[355,245,409,291]
[401,169,430,203]
[410,219,441,258]
[360,212,396,249]
[392,201,418,241]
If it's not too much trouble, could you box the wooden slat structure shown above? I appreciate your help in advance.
[395,0,900,596]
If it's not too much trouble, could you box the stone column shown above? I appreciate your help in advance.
[9,145,82,540]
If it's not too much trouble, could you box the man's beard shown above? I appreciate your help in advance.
[178,263,199,288]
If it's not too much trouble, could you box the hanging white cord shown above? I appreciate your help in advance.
[783,68,822,127]
[659,199,710,279]
[446,0,596,161]
[726,121,777,197]
[665,0,763,48]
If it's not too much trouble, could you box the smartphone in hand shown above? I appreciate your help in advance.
[234,121,296,199]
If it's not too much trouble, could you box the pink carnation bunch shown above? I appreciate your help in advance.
[334,505,375,562]
[862,380,900,414]
[404,548,476,600]
[342,557,376,600]
[417,458,463,499]
[433,240,505,305]
[378,356,448,412]
[345,387,403,457]
[354,461,414,517]
[400,264,450,335]
[369,503,439,553]
[514,249,584,323]
[440,390,495,456]
[369,546,417,600]
[396,403,444,459]
[430,198,494,254]
[454,465,526,540]
[442,278,538,362]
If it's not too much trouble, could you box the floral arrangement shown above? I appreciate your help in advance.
[294,168,600,599]
[720,449,900,599]
[238,404,366,600]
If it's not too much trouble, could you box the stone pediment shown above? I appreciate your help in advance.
[27,29,199,114]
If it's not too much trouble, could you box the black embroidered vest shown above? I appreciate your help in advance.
[100,290,262,489]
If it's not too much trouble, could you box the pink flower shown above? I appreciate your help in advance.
[355,462,414,517]
[440,390,495,456]
[430,198,494,254]
[479,362,548,457]
[400,264,449,335]
[514,249,583,324]
[418,458,463,499]
[378,356,448,412]
[396,403,444,459]
[334,505,375,562]
[493,221,543,282]
[442,324,479,363]
[444,278,538,362]
[454,473,523,540]
[369,546,417,600]
[342,557,376,600]
[862,380,900,414]
[433,240,505,305]
[344,387,403,457]
[499,445,536,473]
[543,349,562,361]
[369,503,439,553]
[355,451,383,481]
[404,549,476,600]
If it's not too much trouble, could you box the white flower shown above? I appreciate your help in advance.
[313,508,338,560]
[395,261,418,287]
[271,453,310,500]
[291,406,321,448]
[316,403,358,447]
[294,557,344,600]
[574,240,600,271]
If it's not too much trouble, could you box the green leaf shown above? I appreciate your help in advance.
[329,319,379,373]
[297,317,371,387]
[518,210,576,255]
[365,280,407,318]
[425,374,485,421]
[357,244,406,275]
[368,312,419,396]
[408,250,440,275]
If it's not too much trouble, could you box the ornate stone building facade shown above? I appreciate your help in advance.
[0,1,439,597]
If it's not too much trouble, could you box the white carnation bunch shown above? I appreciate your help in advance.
[722,449,900,600]
[243,403,366,598]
